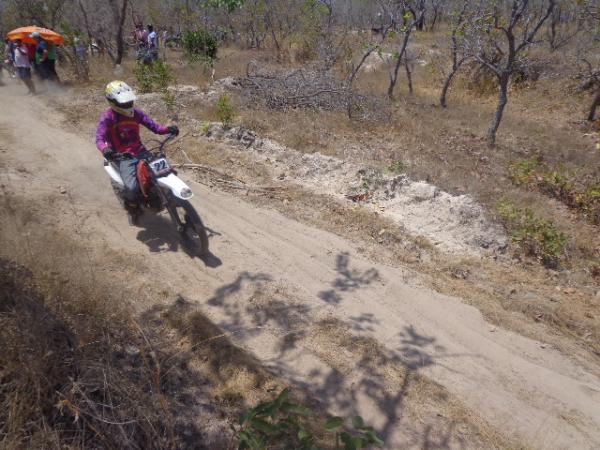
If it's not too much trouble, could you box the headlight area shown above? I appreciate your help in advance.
[180,187,193,199]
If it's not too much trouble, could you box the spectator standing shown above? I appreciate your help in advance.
[147,24,158,61]
[13,39,36,94]
[134,24,146,50]
[4,39,16,77]
[45,42,60,82]
[30,32,49,80]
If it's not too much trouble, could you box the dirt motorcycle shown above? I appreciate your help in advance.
[104,134,209,256]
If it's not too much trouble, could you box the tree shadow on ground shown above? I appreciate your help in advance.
[135,213,222,267]
[172,252,477,449]
[140,295,281,447]
[318,252,379,304]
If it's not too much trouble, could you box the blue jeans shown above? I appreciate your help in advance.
[117,151,151,203]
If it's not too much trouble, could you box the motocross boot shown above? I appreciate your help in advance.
[125,201,141,226]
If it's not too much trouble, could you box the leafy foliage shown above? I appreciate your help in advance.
[204,0,245,13]
[134,60,175,93]
[497,200,568,267]
[182,29,218,62]
[134,60,176,108]
[236,388,383,450]
[216,93,236,127]
[508,158,540,186]
[387,161,407,174]
[509,158,600,225]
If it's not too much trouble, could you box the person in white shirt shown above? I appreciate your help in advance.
[147,25,158,61]
[13,39,35,94]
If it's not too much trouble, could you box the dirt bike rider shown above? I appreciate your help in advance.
[96,80,178,224]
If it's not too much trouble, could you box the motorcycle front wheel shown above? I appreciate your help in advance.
[170,198,209,256]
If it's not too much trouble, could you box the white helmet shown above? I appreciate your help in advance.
[105,80,136,117]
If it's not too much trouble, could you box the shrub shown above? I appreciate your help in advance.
[134,62,154,93]
[387,161,407,174]
[509,159,600,225]
[181,29,218,62]
[537,169,573,201]
[236,388,383,450]
[216,93,235,127]
[152,60,175,91]
[508,158,539,186]
[134,60,175,93]
[134,60,176,109]
[497,200,568,267]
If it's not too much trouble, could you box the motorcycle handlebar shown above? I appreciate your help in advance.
[105,133,178,163]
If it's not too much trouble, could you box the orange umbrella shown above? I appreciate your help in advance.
[7,26,64,45]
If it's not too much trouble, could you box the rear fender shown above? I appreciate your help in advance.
[156,173,194,200]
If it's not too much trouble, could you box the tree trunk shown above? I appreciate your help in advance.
[387,32,412,99]
[440,58,467,107]
[404,57,413,94]
[77,0,94,45]
[487,73,510,145]
[440,69,457,107]
[348,46,376,87]
[587,89,600,121]
[429,8,439,31]
[111,0,129,65]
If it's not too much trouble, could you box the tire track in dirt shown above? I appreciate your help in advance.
[1,84,599,449]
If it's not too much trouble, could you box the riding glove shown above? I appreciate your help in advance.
[102,147,116,160]
[167,125,179,136]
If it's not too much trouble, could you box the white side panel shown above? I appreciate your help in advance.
[104,163,124,187]
[157,173,194,200]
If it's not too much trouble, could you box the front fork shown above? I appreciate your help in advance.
[156,187,185,233]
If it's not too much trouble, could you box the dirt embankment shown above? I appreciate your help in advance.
[1,81,600,449]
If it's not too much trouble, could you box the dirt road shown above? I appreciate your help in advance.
[1,85,599,449]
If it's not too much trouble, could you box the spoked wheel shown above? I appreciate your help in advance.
[171,198,209,256]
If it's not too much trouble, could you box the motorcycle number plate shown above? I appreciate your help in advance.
[150,158,170,176]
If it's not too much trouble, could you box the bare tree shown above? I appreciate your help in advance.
[387,0,426,99]
[76,0,130,65]
[427,0,446,31]
[466,0,557,145]
[546,1,582,51]
[576,3,600,121]
[439,0,470,107]
[579,59,600,122]
[2,0,69,29]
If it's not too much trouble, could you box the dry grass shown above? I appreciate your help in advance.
[309,318,522,450]
[0,193,223,449]
[0,192,333,449]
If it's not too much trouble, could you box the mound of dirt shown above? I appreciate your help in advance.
[201,123,507,256]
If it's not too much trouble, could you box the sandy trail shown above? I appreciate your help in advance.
[1,85,599,449]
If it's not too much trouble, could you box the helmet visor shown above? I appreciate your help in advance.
[117,100,134,109]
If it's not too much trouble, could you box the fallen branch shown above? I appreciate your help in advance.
[173,163,283,193]
[172,163,244,183]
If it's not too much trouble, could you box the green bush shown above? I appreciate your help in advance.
[508,158,539,186]
[497,200,568,267]
[537,169,572,201]
[134,60,175,93]
[508,158,600,225]
[181,29,218,62]
[134,63,154,93]
[387,161,407,174]
[134,60,176,109]
[236,388,383,450]
[216,93,235,127]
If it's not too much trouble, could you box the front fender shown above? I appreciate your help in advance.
[156,173,194,200]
